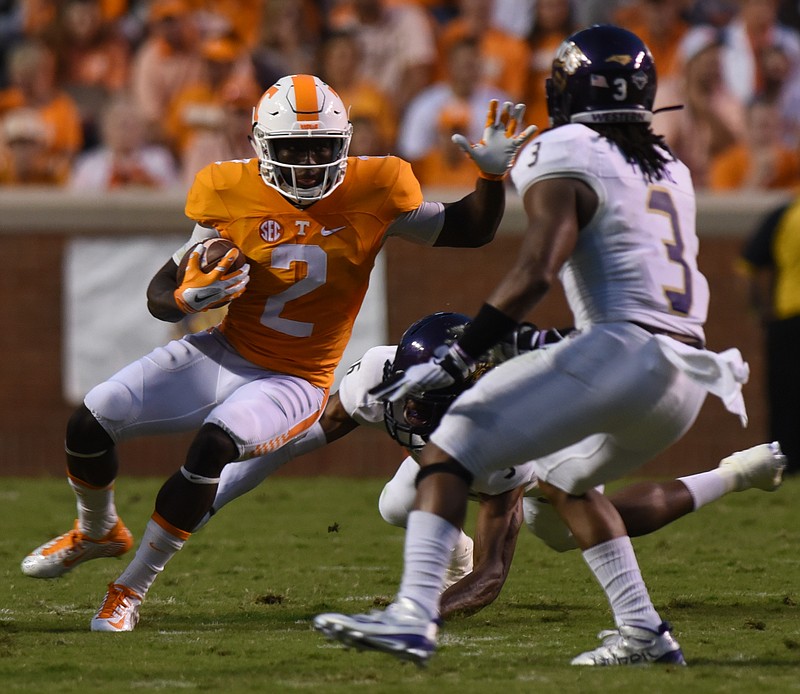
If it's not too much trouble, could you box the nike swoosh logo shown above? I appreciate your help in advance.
[148,542,166,553]
[320,225,346,236]
[63,548,88,567]
[107,615,128,630]
[194,290,218,302]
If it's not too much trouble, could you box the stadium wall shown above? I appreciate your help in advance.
[0,188,790,480]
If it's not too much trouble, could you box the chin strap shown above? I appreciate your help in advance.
[653,104,684,114]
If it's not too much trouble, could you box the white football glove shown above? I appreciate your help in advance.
[451,100,538,180]
[174,243,250,314]
[369,344,476,403]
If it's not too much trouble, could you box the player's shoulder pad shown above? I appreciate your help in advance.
[192,158,256,193]
[186,158,259,224]
[511,125,602,196]
[348,155,413,187]
[342,156,423,215]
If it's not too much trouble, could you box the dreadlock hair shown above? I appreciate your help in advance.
[591,123,675,183]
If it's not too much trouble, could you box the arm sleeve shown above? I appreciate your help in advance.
[384,201,445,245]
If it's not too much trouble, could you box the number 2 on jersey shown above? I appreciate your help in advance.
[260,245,327,337]
[647,187,692,315]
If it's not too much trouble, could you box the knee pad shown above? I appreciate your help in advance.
[378,482,414,528]
[84,380,135,424]
[522,496,577,553]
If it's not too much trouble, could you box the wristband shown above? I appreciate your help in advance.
[457,303,518,360]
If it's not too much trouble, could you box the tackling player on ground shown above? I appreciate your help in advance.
[207,313,783,621]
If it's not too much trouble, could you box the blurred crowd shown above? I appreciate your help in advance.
[3,0,800,194]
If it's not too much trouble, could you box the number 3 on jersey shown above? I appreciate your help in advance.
[647,187,692,315]
[260,245,327,337]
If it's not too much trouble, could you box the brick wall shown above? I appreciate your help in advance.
[0,191,776,480]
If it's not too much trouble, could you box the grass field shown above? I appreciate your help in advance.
[1,474,798,693]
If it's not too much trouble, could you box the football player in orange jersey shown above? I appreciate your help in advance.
[20,74,536,633]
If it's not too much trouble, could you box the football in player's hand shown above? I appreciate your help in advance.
[176,238,245,284]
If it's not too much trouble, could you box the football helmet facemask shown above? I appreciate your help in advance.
[546,24,657,127]
[251,74,352,205]
[382,312,491,451]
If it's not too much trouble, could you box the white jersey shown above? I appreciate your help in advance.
[511,124,708,343]
[337,345,396,430]
[337,345,539,496]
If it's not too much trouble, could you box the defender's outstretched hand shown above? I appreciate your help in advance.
[452,100,538,180]
[174,244,250,314]
[369,344,476,403]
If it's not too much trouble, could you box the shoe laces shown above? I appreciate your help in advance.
[44,526,85,554]
[597,629,623,647]
[97,584,138,618]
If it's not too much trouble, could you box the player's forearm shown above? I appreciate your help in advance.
[440,561,507,619]
[437,178,505,248]
[146,262,185,322]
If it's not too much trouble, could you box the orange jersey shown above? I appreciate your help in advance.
[185,156,424,388]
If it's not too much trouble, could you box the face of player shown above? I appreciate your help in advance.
[273,138,337,189]
[402,397,438,431]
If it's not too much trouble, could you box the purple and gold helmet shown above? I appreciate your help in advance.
[382,312,473,451]
[546,24,657,127]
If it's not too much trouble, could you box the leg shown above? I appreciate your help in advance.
[379,455,474,588]
[98,424,242,612]
[21,405,133,579]
[610,480,694,537]
[90,423,239,633]
[614,438,785,537]
[314,445,472,666]
[93,372,325,632]
[22,332,251,580]
[197,421,329,530]
[538,479,685,667]
[156,423,239,533]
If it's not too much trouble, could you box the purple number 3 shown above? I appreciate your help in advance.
[647,188,692,315]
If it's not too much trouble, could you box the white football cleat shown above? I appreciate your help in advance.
[571,622,686,666]
[90,583,142,632]
[313,597,438,667]
[719,442,786,492]
[444,534,474,589]
[21,518,133,579]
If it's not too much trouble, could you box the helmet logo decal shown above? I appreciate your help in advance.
[590,74,609,88]
[259,219,283,243]
[554,41,588,75]
[606,54,632,66]
[631,71,649,90]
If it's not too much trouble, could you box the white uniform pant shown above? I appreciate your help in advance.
[83,329,326,459]
[431,322,710,495]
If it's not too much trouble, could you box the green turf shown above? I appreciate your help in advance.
[1,475,798,693]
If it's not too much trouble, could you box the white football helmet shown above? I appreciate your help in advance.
[251,74,352,205]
